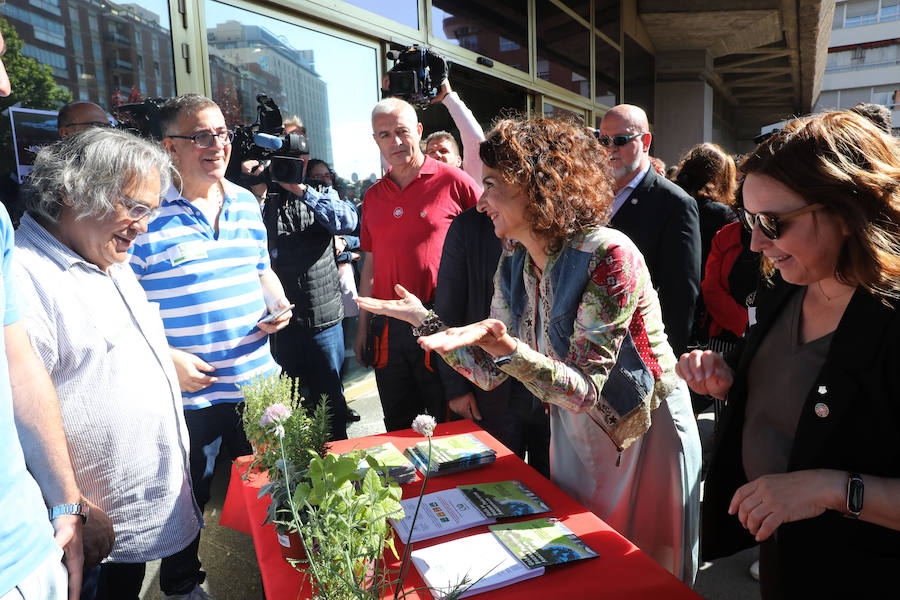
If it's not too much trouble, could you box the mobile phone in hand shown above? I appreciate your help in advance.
[259,304,295,324]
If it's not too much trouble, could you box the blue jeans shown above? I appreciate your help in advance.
[272,322,348,440]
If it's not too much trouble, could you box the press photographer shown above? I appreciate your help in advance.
[256,110,360,441]
[226,94,309,195]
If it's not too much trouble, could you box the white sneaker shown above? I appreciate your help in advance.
[162,584,215,600]
[749,559,760,581]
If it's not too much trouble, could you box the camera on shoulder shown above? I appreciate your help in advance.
[383,45,447,108]
[228,94,309,186]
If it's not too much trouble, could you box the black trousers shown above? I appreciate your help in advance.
[82,533,203,599]
[372,316,446,432]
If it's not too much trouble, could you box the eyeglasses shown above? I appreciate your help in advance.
[595,132,644,147]
[738,203,823,240]
[62,121,111,129]
[118,194,160,222]
[167,130,235,148]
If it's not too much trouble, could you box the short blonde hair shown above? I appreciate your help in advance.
[283,115,305,134]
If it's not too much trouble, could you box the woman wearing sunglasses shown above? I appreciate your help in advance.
[358,115,702,584]
[677,110,900,598]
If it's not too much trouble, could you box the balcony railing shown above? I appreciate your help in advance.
[825,59,900,73]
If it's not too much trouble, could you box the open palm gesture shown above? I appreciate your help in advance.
[418,319,509,355]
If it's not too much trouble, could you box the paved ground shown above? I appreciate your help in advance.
[139,359,761,600]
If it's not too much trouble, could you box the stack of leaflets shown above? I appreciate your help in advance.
[410,517,597,599]
[391,480,551,543]
[355,442,416,484]
[403,433,497,477]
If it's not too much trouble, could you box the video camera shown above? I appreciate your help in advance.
[227,94,309,185]
[114,98,167,140]
[383,45,447,108]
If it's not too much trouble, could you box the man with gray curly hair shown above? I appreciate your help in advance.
[14,127,204,600]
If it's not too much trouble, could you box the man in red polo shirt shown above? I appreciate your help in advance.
[355,97,479,432]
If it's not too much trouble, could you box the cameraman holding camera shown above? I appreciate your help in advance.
[258,116,359,441]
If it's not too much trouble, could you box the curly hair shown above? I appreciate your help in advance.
[740,110,900,299]
[478,115,613,253]
[849,102,892,133]
[27,127,173,224]
[675,142,737,207]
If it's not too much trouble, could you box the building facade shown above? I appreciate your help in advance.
[0,0,834,187]
[815,0,899,134]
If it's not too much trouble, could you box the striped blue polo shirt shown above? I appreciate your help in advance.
[130,180,278,409]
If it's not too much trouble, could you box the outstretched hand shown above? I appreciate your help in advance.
[355,284,430,327]
[418,319,510,356]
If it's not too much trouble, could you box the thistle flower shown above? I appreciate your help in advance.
[411,414,437,438]
[260,403,292,437]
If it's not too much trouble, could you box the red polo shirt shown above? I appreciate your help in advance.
[361,156,479,302]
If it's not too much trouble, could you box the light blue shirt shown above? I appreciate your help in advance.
[0,204,59,595]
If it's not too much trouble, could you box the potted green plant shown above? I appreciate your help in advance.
[240,373,331,557]
[282,450,405,596]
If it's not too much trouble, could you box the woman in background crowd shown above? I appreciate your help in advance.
[674,142,738,268]
[678,110,900,598]
[359,115,701,584]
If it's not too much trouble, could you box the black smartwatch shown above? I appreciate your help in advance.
[845,472,864,519]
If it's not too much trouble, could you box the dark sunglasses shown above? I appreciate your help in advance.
[738,203,823,240]
[595,132,644,147]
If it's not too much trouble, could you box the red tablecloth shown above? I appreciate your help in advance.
[221,420,701,599]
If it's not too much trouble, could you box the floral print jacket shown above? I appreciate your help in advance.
[439,227,680,449]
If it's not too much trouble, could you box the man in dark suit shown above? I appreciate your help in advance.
[598,104,701,356]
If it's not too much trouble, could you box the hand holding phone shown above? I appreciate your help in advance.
[259,304,295,324]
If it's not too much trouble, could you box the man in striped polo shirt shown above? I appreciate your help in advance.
[131,95,292,597]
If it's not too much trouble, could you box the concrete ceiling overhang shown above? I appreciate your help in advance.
[638,0,834,137]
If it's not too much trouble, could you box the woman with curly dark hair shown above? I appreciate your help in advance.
[358,115,702,584]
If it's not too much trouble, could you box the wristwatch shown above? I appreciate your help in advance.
[48,500,90,524]
[845,472,864,519]
[493,342,518,367]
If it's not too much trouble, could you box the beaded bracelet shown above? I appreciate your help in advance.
[411,310,444,337]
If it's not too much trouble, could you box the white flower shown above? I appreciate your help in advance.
[411,414,437,438]
[260,403,292,429]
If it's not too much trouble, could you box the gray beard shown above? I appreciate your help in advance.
[612,156,643,181]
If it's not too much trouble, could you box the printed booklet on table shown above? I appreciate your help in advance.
[355,442,416,484]
[404,433,497,476]
[391,480,550,543]
[410,532,544,599]
[409,517,597,598]
[488,517,599,569]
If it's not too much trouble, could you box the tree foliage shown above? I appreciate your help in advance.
[0,18,72,112]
